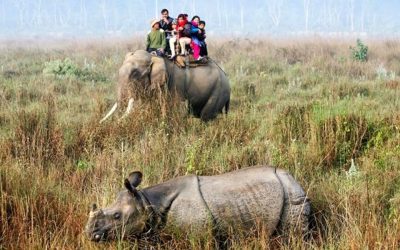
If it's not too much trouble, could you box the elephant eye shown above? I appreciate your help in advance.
[130,69,140,78]
[113,212,121,220]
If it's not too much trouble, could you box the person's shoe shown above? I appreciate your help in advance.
[195,56,204,61]
[169,55,176,60]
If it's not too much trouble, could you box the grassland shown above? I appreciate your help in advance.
[0,37,399,249]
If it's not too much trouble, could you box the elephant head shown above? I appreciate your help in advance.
[100,50,167,123]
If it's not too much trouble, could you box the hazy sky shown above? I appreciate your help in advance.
[1,0,399,38]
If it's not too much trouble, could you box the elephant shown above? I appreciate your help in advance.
[100,50,231,122]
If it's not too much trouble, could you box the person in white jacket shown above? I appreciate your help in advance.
[168,20,178,59]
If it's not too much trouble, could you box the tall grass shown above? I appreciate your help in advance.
[0,37,399,249]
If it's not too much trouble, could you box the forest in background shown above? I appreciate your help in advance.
[1,0,400,37]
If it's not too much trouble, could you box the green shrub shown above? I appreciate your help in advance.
[43,58,81,78]
[43,58,107,82]
[350,39,368,62]
[76,159,92,170]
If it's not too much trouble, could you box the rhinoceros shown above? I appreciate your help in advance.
[85,166,311,242]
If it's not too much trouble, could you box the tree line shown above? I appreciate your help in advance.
[1,0,398,37]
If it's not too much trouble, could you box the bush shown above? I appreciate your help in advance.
[350,39,368,62]
[43,58,106,82]
[43,58,81,78]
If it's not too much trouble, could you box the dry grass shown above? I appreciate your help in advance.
[0,37,399,249]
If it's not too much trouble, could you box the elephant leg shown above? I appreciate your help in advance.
[224,98,230,114]
[218,99,230,115]
[188,102,202,118]
[200,96,219,121]
[200,89,230,121]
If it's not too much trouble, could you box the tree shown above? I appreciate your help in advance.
[79,0,87,28]
[100,0,108,30]
[154,0,158,18]
[239,0,244,29]
[217,0,222,27]
[32,0,43,28]
[12,0,27,28]
[192,0,196,15]
[53,0,70,28]
[0,0,4,26]
[267,0,283,27]
[360,0,372,32]
[303,0,311,32]
[348,0,355,32]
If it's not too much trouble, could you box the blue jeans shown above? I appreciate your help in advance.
[147,48,164,56]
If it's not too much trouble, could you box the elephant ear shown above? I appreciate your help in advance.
[123,52,135,63]
[149,56,167,91]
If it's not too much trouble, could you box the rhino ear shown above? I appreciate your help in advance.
[124,171,143,193]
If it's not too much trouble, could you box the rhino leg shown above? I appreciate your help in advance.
[276,169,311,237]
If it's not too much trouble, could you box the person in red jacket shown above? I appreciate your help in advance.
[176,14,192,56]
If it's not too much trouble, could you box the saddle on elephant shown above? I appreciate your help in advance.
[174,54,209,68]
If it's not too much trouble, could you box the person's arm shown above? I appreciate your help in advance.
[202,30,206,39]
[146,33,151,50]
[191,26,199,35]
[161,33,166,49]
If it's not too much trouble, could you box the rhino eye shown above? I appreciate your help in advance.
[113,212,121,220]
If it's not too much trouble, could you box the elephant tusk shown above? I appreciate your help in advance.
[120,98,135,120]
[100,102,118,123]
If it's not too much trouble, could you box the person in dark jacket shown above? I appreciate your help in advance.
[159,9,174,55]
[198,20,208,57]
[159,9,174,31]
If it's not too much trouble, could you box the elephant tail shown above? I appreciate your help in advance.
[224,99,230,115]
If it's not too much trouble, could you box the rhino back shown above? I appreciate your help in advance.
[198,166,284,234]
[168,175,212,231]
[143,175,211,233]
